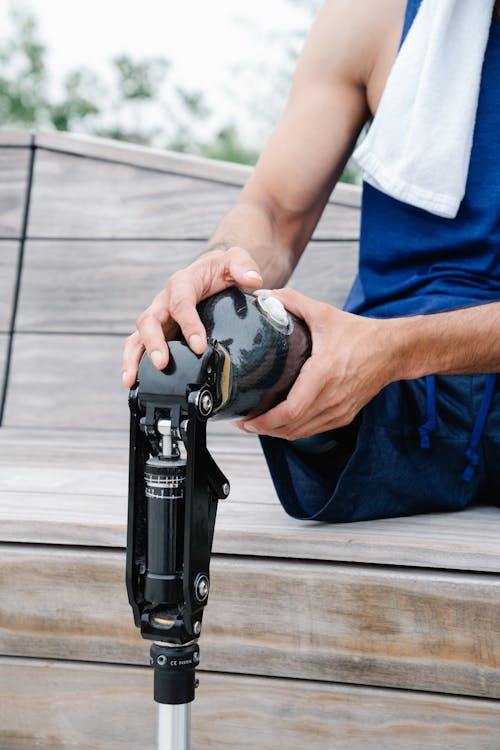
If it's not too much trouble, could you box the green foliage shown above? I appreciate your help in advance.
[49,69,102,132]
[200,125,258,166]
[0,8,247,163]
[340,159,362,186]
[0,9,49,125]
[112,55,170,101]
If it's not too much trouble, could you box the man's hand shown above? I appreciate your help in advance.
[121,246,263,388]
[237,288,397,439]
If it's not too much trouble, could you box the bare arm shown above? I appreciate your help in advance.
[390,302,500,377]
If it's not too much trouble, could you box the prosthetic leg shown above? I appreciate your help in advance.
[126,289,311,750]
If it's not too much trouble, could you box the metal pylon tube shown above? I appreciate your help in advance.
[158,703,191,750]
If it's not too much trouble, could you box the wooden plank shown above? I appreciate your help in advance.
[1,545,499,697]
[36,130,256,185]
[3,333,129,430]
[1,428,500,573]
[35,130,362,208]
[17,240,200,333]
[16,239,357,334]
[0,148,30,237]
[2,488,500,574]
[1,659,500,750]
[27,150,359,240]
[0,242,19,331]
[289,239,358,306]
[0,129,32,146]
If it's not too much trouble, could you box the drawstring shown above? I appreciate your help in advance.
[418,373,496,481]
[419,375,436,449]
[462,374,497,482]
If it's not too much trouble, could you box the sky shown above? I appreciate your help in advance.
[0,0,319,148]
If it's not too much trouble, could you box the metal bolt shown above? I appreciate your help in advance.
[198,579,208,598]
[222,482,230,497]
[200,391,213,414]
[193,652,200,665]
[194,573,209,603]
[157,655,167,666]
[193,621,201,635]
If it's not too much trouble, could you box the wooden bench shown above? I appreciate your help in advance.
[0,129,499,750]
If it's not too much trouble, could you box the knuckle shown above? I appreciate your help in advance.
[335,406,354,428]
[135,311,149,330]
[169,295,188,318]
[123,332,137,351]
[203,249,225,261]
[284,400,303,423]
[168,269,186,287]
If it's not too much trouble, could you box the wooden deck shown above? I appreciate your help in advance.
[0,129,499,749]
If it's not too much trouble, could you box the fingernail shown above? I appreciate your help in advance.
[245,270,262,280]
[151,350,164,368]
[122,371,128,385]
[242,423,258,433]
[189,334,203,352]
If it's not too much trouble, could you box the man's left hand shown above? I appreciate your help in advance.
[237,288,398,439]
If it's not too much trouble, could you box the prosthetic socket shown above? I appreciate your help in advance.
[126,288,311,704]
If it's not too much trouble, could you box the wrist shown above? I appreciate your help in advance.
[382,315,445,381]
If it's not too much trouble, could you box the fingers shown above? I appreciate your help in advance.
[148,275,207,355]
[123,245,264,387]
[122,331,145,388]
[239,358,328,437]
[135,313,172,369]
[265,287,313,323]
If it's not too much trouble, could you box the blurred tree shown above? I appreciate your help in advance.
[113,55,170,101]
[0,4,358,174]
[0,9,49,125]
[0,8,256,164]
[49,69,102,132]
[200,124,258,165]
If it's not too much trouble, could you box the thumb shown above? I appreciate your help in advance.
[226,251,263,289]
[268,287,313,323]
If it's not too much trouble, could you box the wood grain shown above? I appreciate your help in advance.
[0,148,30,237]
[1,428,500,573]
[0,242,20,331]
[27,150,360,240]
[3,333,129,430]
[1,657,499,750]
[0,130,32,146]
[288,239,358,306]
[17,240,201,333]
[16,239,357,333]
[34,129,362,207]
[1,545,499,697]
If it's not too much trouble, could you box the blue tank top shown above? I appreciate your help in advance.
[344,0,500,318]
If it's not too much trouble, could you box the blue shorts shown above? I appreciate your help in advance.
[260,374,500,523]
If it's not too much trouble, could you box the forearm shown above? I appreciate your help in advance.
[204,197,301,289]
[388,301,500,379]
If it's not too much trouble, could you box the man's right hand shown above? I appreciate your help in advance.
[121,246,263,388]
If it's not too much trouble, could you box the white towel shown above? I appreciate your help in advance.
[353,0,494,219]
